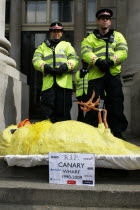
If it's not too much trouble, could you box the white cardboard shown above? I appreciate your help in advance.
[49,152,95,186]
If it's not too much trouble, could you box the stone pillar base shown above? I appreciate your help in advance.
[0,61,29,131]
[0,37,16,68]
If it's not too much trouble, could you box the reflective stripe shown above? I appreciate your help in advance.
[81,46,92,50]
[69,56,79,60]
[56,54,67,59]
[116,43,127,47]
[75,72,88,97]
[116,47,128,51]
[43,59,79,66]
[44,54,67,61]
[32,58,43,64]
[49,61,65,66]
[96,52,114,57]
[44,55,53,60]
[108,45,116,50]
[82,43,127,53]
[43,54,79,62]
[92,46,106,53]
[76,87,88,90]
[33,53,44,58]
[82,46,126,57]
[92,45,115,53]
[81,49,91,55]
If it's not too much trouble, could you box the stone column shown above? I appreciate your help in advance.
[74,0,86,57]
[122,0,140,136]
[0,0,16,67]
[123,0,140,78]
[9,0,22,70]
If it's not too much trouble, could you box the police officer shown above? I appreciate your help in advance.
[75,60,89,122]
[32,22,79,122]
[81,9,128,139]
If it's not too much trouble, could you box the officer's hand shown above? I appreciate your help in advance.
[44,64,55,76]
[95,58,110,72]
[58,63,68,74]
[82,61,89,70]
[53,68,63,76]
[80,69,88,78]
[105,58,114,67]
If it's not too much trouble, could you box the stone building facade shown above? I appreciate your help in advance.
[1,0,140,136]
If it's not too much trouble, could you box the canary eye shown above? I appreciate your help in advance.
[10,129,17,134]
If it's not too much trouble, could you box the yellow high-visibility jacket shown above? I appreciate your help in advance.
[32,41,79,90]
[75,71,88,97]
[81,30,128,81]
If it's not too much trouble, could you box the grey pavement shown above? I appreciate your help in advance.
[0,204,139,210]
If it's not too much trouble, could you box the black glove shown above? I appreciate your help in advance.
[80,69,88,78]
[82,61,89,70]
[57,63,68,75]
[44,64,56,76]
[105,58,114,67]
[95,58,110,72]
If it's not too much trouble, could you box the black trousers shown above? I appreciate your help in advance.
[76,94,88,122]
[84,73,128,133]
[40,83,72,123]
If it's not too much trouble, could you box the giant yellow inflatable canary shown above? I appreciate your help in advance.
[0,119,140,156]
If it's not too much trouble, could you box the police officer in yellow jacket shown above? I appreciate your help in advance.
[75,60,89,122]
[81,9,128,139]
[32,22,79,122]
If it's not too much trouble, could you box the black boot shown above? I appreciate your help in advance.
[113,132,124,139]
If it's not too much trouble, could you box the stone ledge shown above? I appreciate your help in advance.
[0,60,27,83]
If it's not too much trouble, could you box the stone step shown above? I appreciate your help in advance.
[0,159,140,208]
[0,177,140,208]
[0,204,136,210]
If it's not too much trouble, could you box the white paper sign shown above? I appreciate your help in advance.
[49,153,95,186]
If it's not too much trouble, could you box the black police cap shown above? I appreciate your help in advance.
[49,22,63,31]
[96,8,113,19]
